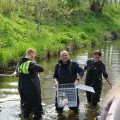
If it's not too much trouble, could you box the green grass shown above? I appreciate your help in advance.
[0,2,120,69]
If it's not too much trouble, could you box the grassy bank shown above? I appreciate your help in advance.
[0,1,120,70]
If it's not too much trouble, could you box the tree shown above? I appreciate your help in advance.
[90,0,107,13]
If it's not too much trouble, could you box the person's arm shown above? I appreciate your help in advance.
[11,59,21,77]
[84,60,90,72]
[106,78,112,89]
[53,64,59,87]
[74,62,84,85]
[11,71,18,77]
[54,78,59,87]
[29,62,44,72]
[101,63,112,88]
[84,64,88,72]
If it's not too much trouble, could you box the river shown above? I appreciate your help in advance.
[0,39,120,120]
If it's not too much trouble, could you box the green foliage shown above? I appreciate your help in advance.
[58,34,71,44]
[1,1,120,69]
[0,50,3,67]
[63,0,80,8]
[79,32,88,40]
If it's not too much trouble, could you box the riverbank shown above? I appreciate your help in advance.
[0,2,120,70]
[1,40,120,120]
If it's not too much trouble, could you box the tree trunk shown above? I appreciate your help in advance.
[90,0,107,13]
[90,0,102,13]
[25,3,29,18]
[101,0,107,10]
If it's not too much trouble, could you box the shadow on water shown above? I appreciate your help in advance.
[0,40,120,120]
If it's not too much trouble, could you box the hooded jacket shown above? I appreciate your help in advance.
[16,57,44,107]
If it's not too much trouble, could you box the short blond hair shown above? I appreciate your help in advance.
[26,48,35,56]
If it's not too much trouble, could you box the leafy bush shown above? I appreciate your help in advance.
[1,1,120,69]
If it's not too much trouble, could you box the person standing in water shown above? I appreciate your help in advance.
[84,49,112,106]
[12,48,44,120]
[53,50,84,111]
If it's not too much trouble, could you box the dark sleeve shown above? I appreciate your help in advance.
[84,64,87,71]
[29,62,44,72]
[15,58,22,73]
[53,64,59,79]
[75,62,84,77]
[15,63,19,73]
[101,63,108,79]
[84,60,90,71]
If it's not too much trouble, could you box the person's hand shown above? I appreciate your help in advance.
[54,80,58,87]
[109,82,112,89]
[11,71,17,77]
[74,79,79,85]
[106,78,112,89]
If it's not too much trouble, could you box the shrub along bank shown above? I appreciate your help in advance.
[0,2,120,70]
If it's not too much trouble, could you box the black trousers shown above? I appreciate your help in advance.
[19,88,43,119]
[86,82,102,106]
[21,103,43,119]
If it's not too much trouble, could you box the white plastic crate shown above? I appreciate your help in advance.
[57,83,77,108]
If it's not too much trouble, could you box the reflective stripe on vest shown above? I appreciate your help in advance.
[18,61,31,74]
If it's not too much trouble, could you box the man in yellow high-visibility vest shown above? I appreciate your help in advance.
[12,48,44,120]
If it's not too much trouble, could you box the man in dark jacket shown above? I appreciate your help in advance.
[53,50,84,111]
[84,49,112,106]
[12,48,44,120]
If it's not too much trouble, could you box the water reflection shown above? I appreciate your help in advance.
[83,104,100,120]
[0,40,120,120]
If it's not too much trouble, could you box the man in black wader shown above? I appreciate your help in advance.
[84,49,112,106]
[12,48,44,120]
[53,50,84,111]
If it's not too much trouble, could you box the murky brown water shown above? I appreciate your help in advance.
[0,40,120,120]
